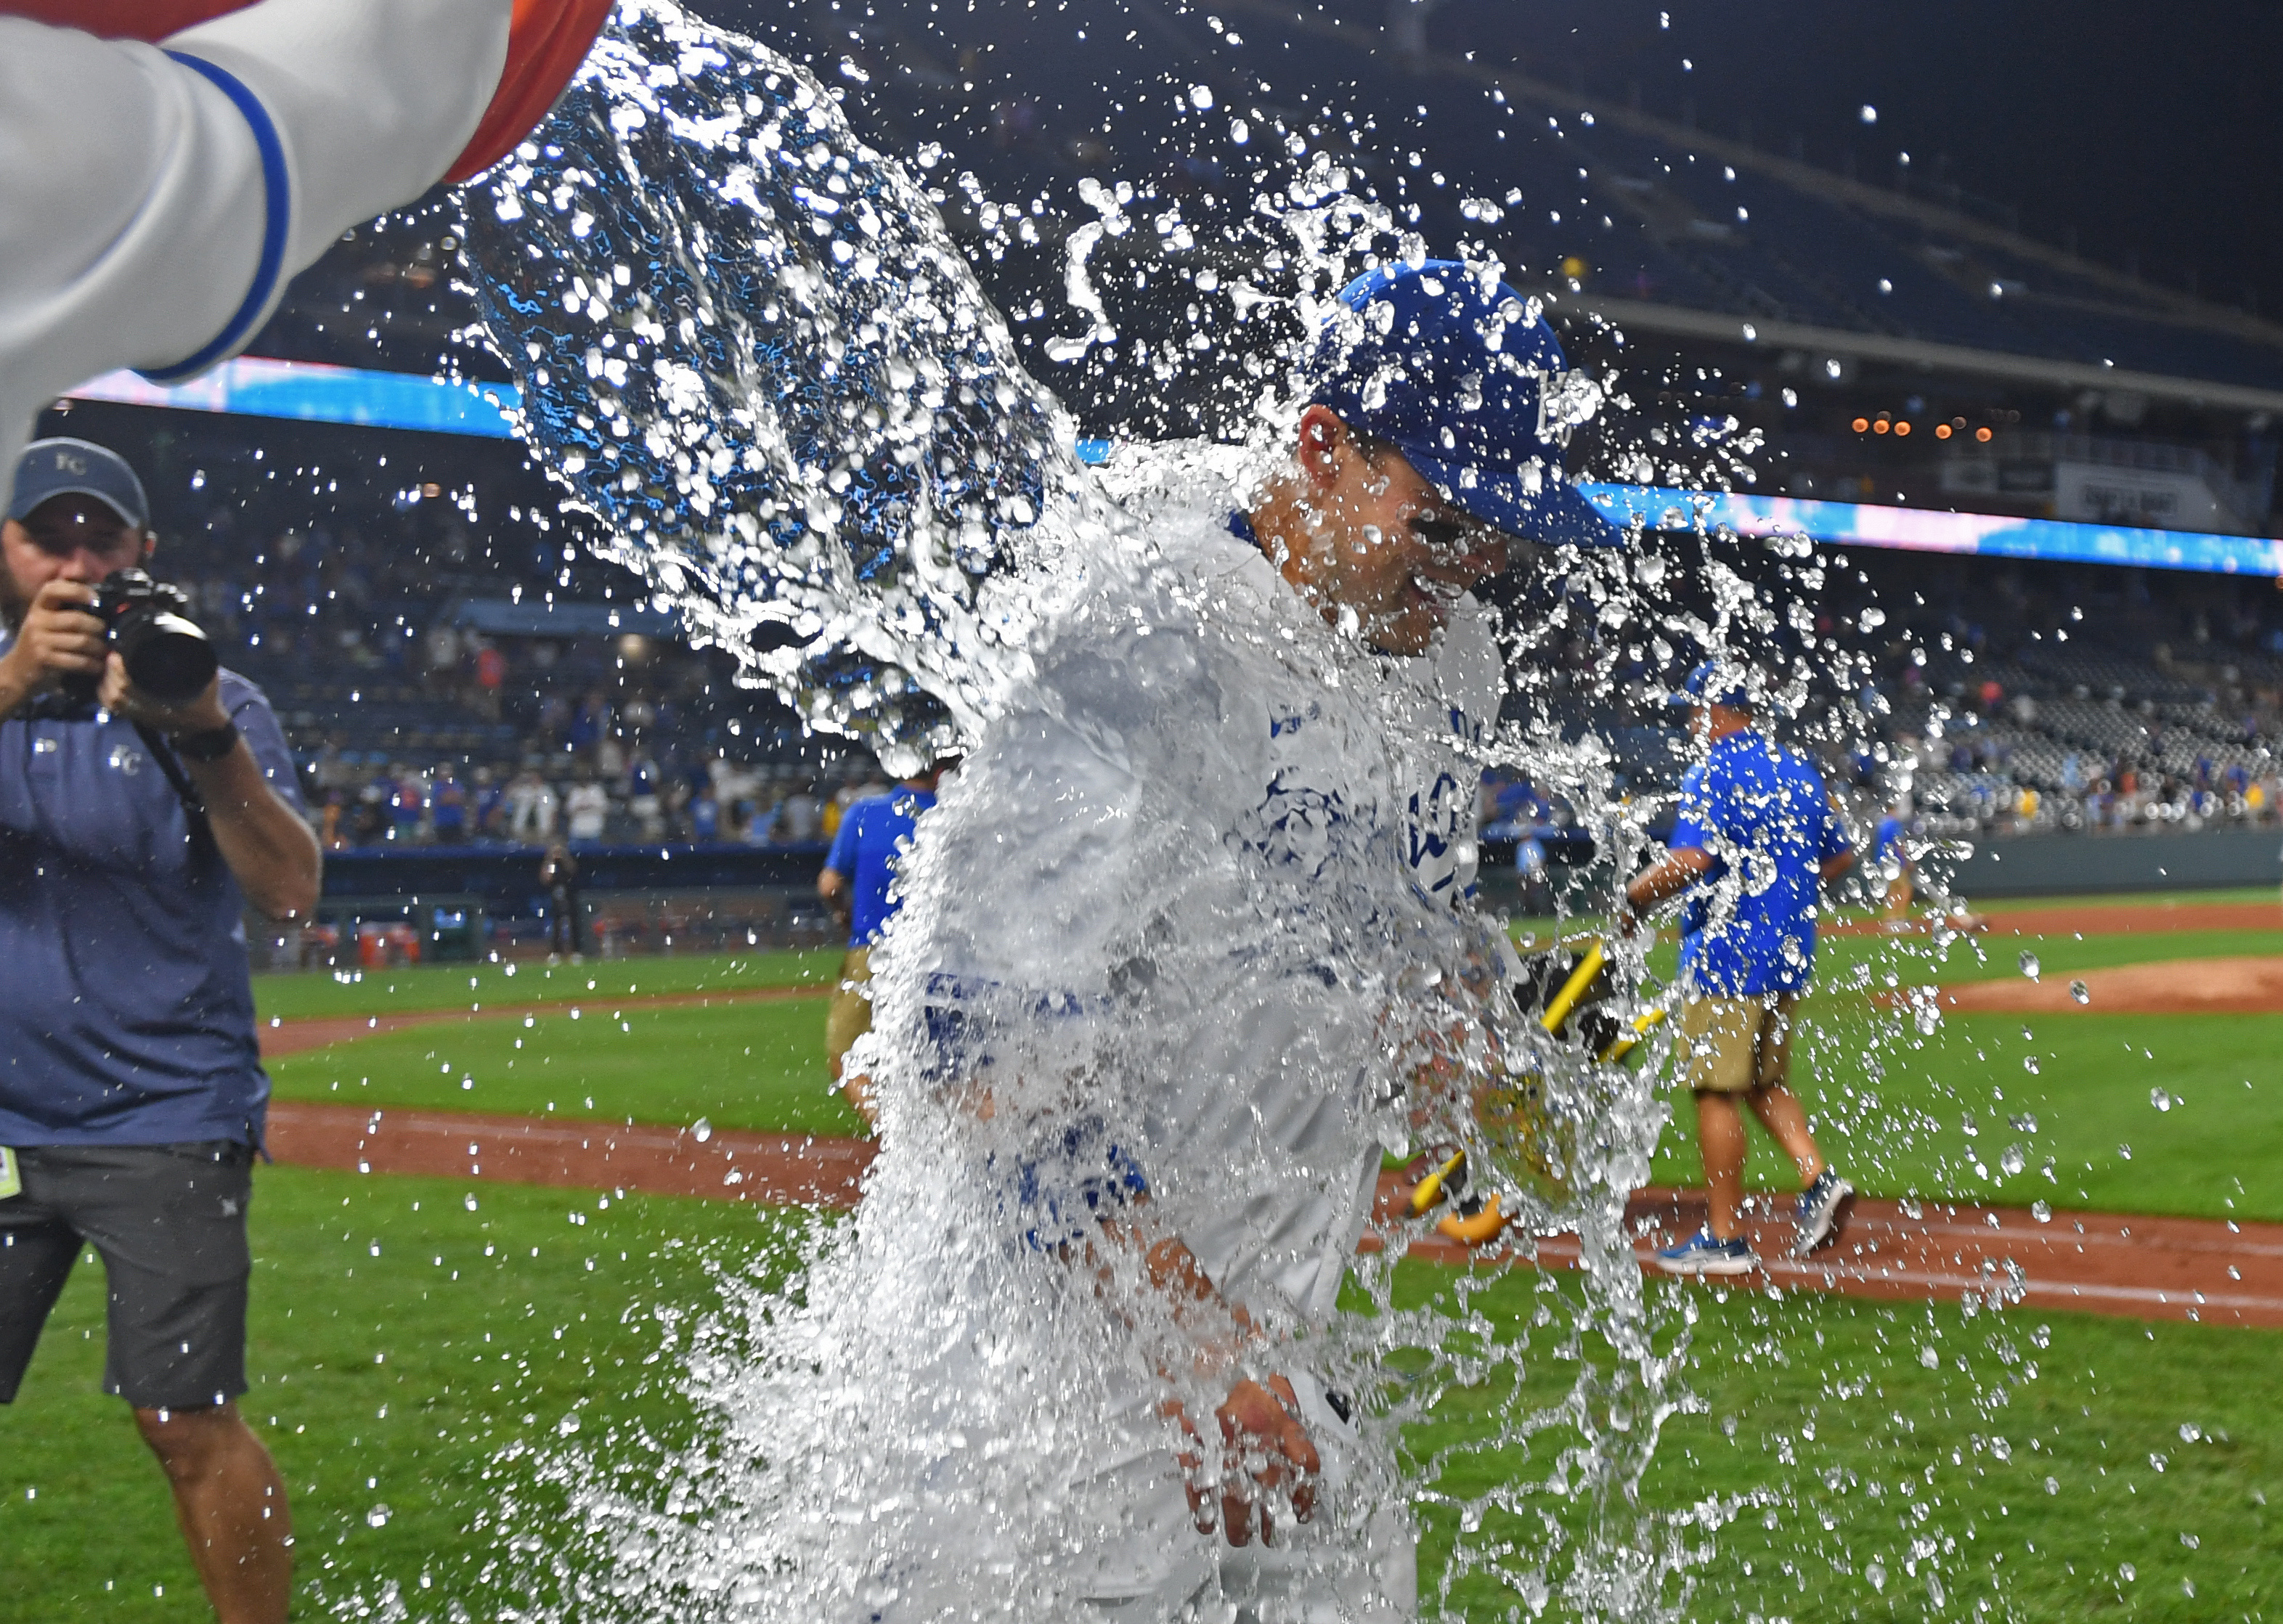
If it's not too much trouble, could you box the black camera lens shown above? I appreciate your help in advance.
[82,569,219,704]
[118,611,219,702]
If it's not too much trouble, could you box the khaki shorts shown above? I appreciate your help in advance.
[825,947,874,1075]
[1675,995,1799,1095]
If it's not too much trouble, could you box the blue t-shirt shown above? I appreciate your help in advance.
[1669,730,1852,997]
[0,664,305,1146]
[823,788,936,948]
[1873,815,1908,865]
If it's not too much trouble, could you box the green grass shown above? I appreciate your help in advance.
[0,1165,805,1624]
[249,917,2275,1218]
[1972,885,2282,913]
[1813,923,2282,990]
[1648,1006,2283,1223]
[267,995,866,1139]
[7,1176,2271,1621]
[1392,1263,2283,1620]
[250,948,841,1023]
[1505,907,2283,1225]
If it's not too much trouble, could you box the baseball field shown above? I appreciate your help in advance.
[3,888,2278,1620]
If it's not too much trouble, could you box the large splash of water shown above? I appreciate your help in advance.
[404,4,1990,1620]
[462,2,1091,768]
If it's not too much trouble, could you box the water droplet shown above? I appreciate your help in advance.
[2120,1562,2138,1582]
[2031,1200,2051,1223]
[692,1117,713,1143]
[2022,1056,2040,1075]
[2070,979,2090,1003]
[2018,951,2040,981]
[1866,1559,1886,1591]
[2118,1143,2134,1161]
[2179,1423,2202,1443]
[365,1503,391,1528]
[2000,1145,2025,1177]
[2151,1089,2173,1112]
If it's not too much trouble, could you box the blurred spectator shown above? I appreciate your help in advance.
[691,780,722,841]
[781,780,823,844]
[431,765,468,844]
[564,770,610,844]
[627,748,664,840]
[539,843,583,958]
[473,639,508,719]
[351,783,389,844]
[386,765,426,843]
[507,767,557,843]
[423,621,463,687]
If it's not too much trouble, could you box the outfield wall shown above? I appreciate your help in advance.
[1938,828,2283,897]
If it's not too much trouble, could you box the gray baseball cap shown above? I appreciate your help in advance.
[7,438,150,530]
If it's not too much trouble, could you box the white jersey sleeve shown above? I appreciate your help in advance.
[0,0,512,494]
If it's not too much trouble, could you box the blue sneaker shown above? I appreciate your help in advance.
[1794,1169,1856,1257]
[1653,1228,1756,1276]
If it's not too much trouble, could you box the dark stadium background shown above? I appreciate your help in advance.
[30,0,2283,956]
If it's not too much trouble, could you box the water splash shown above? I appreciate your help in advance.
[462,1,1088,768]
[410,4,2036,1621]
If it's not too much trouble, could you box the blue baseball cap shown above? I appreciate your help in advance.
[1307,260,1625,548]
[7,438,150,530]
[1671,661,1756,709]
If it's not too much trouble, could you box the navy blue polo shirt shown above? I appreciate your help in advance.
[0,658,304,1146]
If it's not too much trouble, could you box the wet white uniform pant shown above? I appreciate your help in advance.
[1084,1374,1412,1623]
[976,1375,1416,1623]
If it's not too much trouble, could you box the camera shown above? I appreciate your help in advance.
[62,569,219,705]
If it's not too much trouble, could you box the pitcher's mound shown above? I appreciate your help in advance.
[1937,955,2283,1016]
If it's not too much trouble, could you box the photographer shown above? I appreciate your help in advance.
[0,438,317,1624]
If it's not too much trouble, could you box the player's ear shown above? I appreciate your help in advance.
[1295,404,1349,487]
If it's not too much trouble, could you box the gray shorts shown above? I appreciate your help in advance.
[0,1141,254,1410]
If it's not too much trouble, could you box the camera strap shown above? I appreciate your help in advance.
[132,721,219,849]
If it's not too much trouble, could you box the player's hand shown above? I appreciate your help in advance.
[0,580,105,694]
[1173,1376,1320,1546]
[98,657,229,738]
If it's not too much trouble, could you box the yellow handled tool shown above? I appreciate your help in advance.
[1407,1148,1468,1217]
[1436,1193,1507,1246]
[1598,1006,1667,1064]
[1538,942,1606,1036]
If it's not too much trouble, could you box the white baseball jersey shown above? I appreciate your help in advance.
[0,0,513,505]
[837,444,1505,1616]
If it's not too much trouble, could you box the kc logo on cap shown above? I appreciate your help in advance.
[7,436,150,529]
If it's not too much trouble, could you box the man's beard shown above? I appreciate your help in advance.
[0,567,30,634]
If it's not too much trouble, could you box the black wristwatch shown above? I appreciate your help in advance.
[169,719,240,762]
